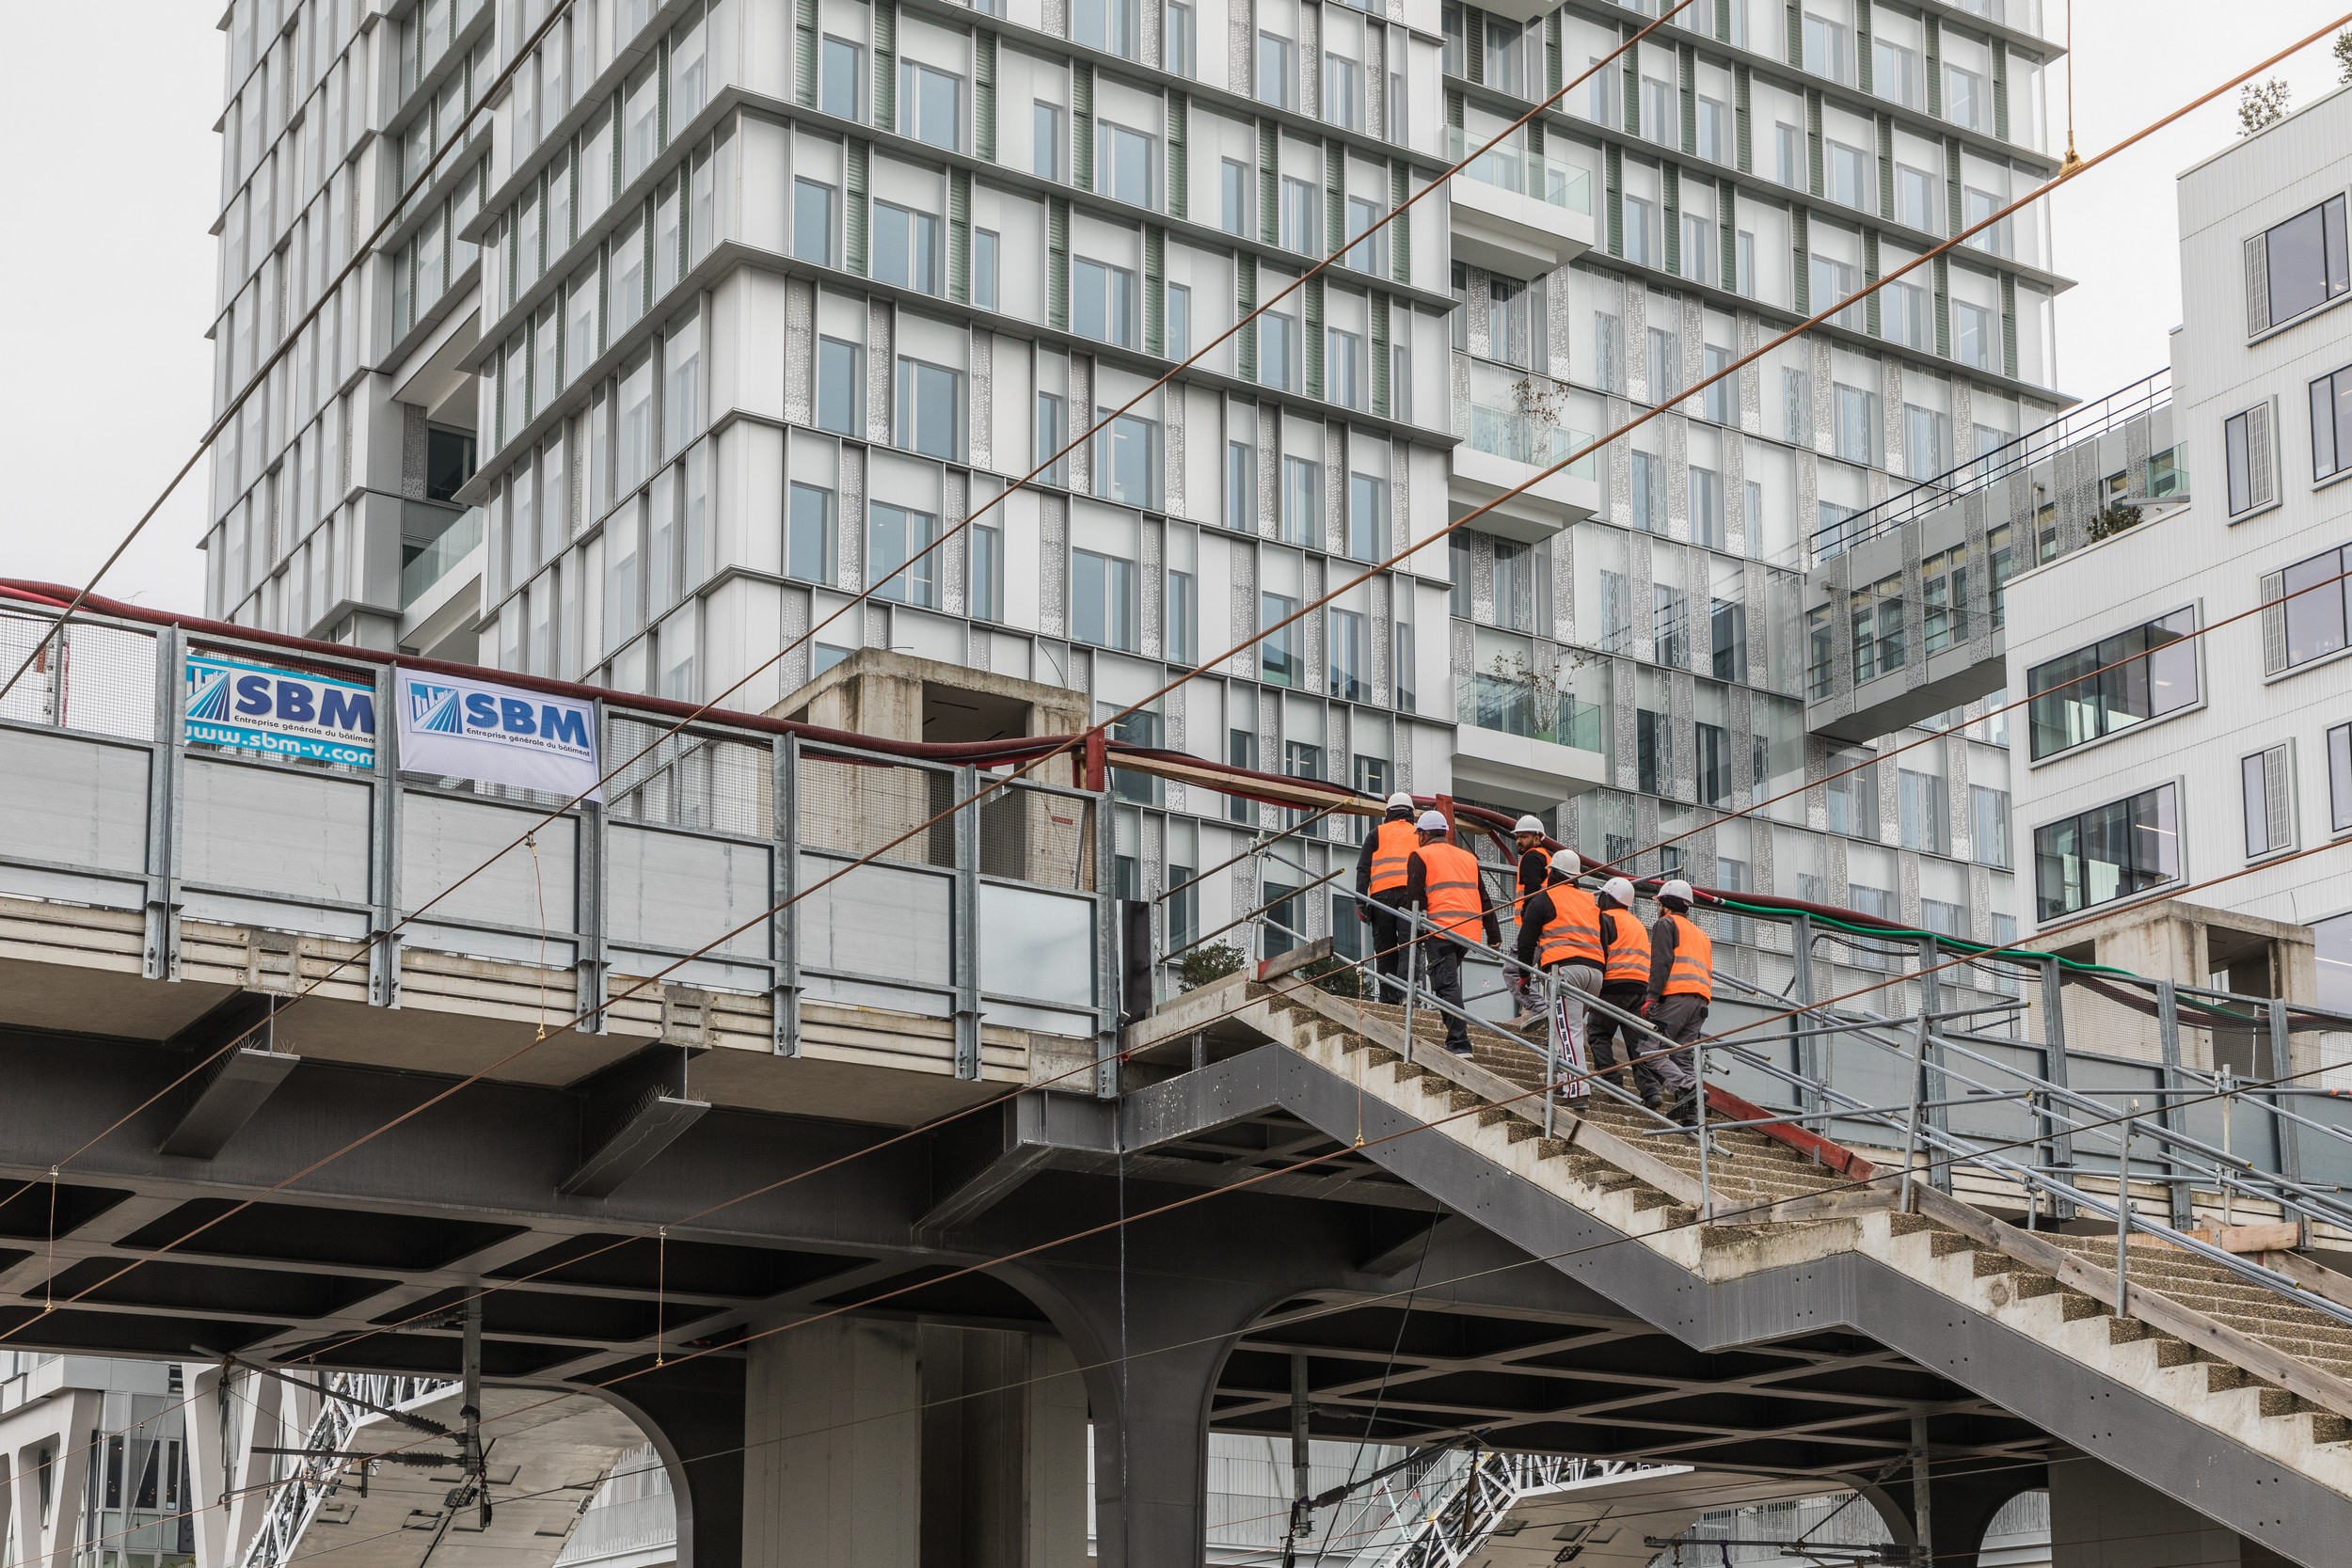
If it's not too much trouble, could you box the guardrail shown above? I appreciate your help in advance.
[0,602,1117,1076]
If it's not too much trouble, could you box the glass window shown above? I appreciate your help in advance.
[1801,10,1851,82]
[1166,567,1195,662]
[1689,466,1722,549]
[1945,64,1982,128]
[1873,39,1919,107]
[1257,31,1295,109]
[612,218,646,334]
[1227,438,1255,530]
[972,522,1003,621]
[1073,548,1137,648]
[1279,454,1319,546]
[868,502,941,607]
[2026,608,2200,758]
[2252,195,2350,331]
[1897,164,1938,232]
[1629,451,1661,531]
[1624,195,1657,268]
[1921,544,1968,655]
[1167,282,1190,356]
[2242,745,2293,858]
[1280,176,1318,253]
[1036,391,1069,484]
[1345,472,1384,562]
[1073,258,1137,347]
[816,335,862,436]
[793,178,836,264]
[872,201,941,293]
[616,354,654,494]
[2311,364,2352,482]
[822,37,863,120]
[1343,197,1387,275]
[894,356,961,459]
[1972,784,2011,867]
[2225,404,2270,515]
[1899,768,1948,854]
[663,313,702,459]
[1075,0,1139,55]
[2035,784,2181,921]
[1221,158,1248,235]
[1092,409,1158,506]
[1696,96,1726,163]
[1166,0,1196,76]
[1832,382,1877,464]
[1034,103,1064,181]
[1097,120,1156,207]
[1261,591,1301,685]
[974,229,1000,310]
[1325,54,1362,131]
[1850,573,1904,682]
[898,60,963,150]
[1262,309,1300,390]
[2281,546,2352,670]
[1681,214,1714,285]
[1702,344,1732,424]
[1826,141,1869,209]
[1327,327,1362,409]
[1328,608,1368,701]
[2329,721,2352,833]
[787,481,834,582]
[1954,301,1994,371]
[2317,909,2352,1012]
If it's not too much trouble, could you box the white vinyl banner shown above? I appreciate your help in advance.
[395,669,603,801]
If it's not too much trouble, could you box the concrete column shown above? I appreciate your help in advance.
[1866,1456,2045,1568]
[603,1356,747,1568]
[2049,1459,2296,1568]
[41,1391,100,1568]
[739,1320,1086,1568]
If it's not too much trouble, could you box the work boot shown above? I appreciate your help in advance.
[1506,1010,1545,1030]
[1666,1092,1700,1127]
[1447,1038,1475,1057]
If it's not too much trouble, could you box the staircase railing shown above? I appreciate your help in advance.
[237,1373,456,1568]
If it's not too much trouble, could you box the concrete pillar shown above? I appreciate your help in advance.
[603,1355,747,1568]
[740,1320,1087,1568]
[1866,1456,2045,1568]
[2049,1459,2296,1568]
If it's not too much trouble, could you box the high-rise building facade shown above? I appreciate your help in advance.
[202,0,2067,986]
[2005,83,2352,1006]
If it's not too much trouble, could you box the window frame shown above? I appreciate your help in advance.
[2240,742,2296,861]
[2310,362,2352,484]
[2031,781,2184,922]
[2246,192,2351,339]
[2024,605,2201,763]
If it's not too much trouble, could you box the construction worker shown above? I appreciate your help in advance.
[1585,877,1653,1102]
[1505,815,1550,1018]
[1404,810,1500,1056]
[1509,849,1605,1035]
[1644,878,1713,1125]
[1353,791,1421,1003]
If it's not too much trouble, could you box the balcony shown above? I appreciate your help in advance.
[400,500,482,610]
[1447,128,1596,275]
[1450,670,1609,812]
[1450,360,1601,536]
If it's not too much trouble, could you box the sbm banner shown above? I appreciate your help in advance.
[183,654,377,767]
[394,669,602,800]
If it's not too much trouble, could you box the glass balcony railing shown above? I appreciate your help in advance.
[1456,671,1605,752]
[1454,402,1598,478]
[1447,127,1591,214]
[400,500,482,608]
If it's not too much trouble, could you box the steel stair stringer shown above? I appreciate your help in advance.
[1149,989,2352,1567]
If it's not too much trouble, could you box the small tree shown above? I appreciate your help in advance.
[2087,501,2142,542]
[1301,954,1366,1001]
[2238,78,2291,137]
[2333,28,2352,86]
[1176,940,1249,990]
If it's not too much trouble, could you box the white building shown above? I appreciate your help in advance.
[199,0,2065,990]
[0,1354,195,1568]
[2004,82,2352,1007]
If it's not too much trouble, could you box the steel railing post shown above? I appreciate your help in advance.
[1899,1010,1929,1212]
[2153,980,2195,1229]
[2269,998,2304,1187]
[1918,936,1952,1194]
[2040,958,2076,1223]
[1093,787,1119,1098]
[2116,1105,2137,1319]
[1543,966,1559,1140]
[1401,906,1420,1055]
[145,625,183,984]
[368,661,404,1010]
[773,734,801,1056]
[1694,1029,1712,1223]
[952,764,982,1080]
[1788,913,1821,1122]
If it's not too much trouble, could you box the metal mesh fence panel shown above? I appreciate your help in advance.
[797,750,954,870]
[0,612,159,739]
[605,718,770,838]
[980,779,1096,892]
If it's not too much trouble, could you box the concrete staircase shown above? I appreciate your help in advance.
[1212,977,2352,1546]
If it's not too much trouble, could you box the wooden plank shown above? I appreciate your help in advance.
[2259,1249,2352,1313]
[1110,754,1377,814]
[1286,989,1704,1209]
[1915,1186,2352,1421]
[1705,1085,1880,1182]
[1257,938,1333,984]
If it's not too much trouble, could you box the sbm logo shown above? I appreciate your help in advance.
[409,682,592,749]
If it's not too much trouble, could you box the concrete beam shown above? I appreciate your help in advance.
[559,1046,712,1199]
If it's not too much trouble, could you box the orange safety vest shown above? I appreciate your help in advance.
[1601,908,1651,987]
[1367,818,1419,895]
[1413,842,1486,942]
[1534,884,1605,968]
[1661,911,1714,1001]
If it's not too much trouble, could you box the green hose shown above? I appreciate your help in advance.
[1711,896,2141,979]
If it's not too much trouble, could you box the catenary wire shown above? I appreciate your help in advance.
[2,4,2343,1408]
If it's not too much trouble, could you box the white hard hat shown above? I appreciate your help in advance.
[1601,877,1637,906]
[1513,814,1546,835]
[1659,879,1695,903]
[1386,791,1415,810]
[1416,809,1450,832]
[1549,849,1582,877]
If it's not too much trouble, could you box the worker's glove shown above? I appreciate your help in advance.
[1357,907,1373,924]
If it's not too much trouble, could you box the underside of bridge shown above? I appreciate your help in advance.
[0,1005,2328,1568]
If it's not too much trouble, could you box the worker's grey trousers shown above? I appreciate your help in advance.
[1640,992,1707,1102]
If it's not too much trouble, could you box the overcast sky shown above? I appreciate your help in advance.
[2,3,2346,615]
